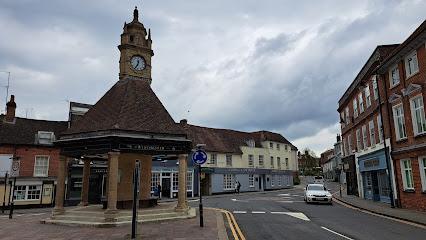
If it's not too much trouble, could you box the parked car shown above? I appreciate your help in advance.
[304,184,332,204]
[313,176,324,184]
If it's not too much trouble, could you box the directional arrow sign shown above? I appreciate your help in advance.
[192,150,208,165]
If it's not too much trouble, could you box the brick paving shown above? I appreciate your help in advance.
[0,208,224,240]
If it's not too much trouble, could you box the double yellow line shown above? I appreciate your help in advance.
[206,207,246,240]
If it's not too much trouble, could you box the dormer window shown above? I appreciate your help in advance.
[38,131,54,145]
[246,140,255,147]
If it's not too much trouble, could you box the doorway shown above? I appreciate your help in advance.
[258,175,263,191]
[162,178,171,198]
[371,171,380,201]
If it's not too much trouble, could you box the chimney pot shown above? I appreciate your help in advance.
[5,95,16,122]
[180,119,187,126]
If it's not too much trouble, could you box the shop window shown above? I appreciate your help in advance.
[14,185,41,201]
[223,174,235,190]
[173,173,178,191]
[249,174,254,187]
[271,175,275,186]
[278,176,282,186]
[365,173,372,195]
[379,170,390,198]
[186,172,193,191]
[151,172,160,192]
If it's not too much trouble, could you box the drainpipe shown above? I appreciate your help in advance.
[374,73,396,208]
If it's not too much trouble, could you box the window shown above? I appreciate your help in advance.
[373,77,378,100]
[410,95,426,135]
[271,175,274,186]
[400,159,414,190]
[226,155,232,166]
[249,174,254,187]
[187,173,193,191]
[285,145,288,151]
[343,138,348,156]
[369,120,376,146]
[377,115,384,143]
[419,156,426,192]
[277,144,280,150]
[362,125,368,149]
[285,158,289,169]
[379,169,390,198]
[173,173,179,191]
[14,185,41,201]
[341,112,345,128]
[393,104,407,140]
[278,176,282,186]
[356,129,361,152]
[365,173,372,195]
[270,156,274,167]
[405,51,419,77]
[389,66,400,87]
[38,131,54,145]
[223,174,235,190]
[353,99,358,118]
[270,142,273,149]
[345,107,350,124]
[359,93,364,113]
[246,140,255,147]
[277,157,281,168]
[347,135,352,154]
[210,154,217,165]
[287,176,290,186]
[248,154,254,166]
[34,156,49,177]
[365,83,371,108]
[151,173,160,192]
[259,155,264,166]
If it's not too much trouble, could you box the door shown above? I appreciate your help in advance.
[371,171,380,201]
[88,174,102,204]
[162,178,171,198]
[258,175,263,191]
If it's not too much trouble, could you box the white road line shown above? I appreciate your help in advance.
[188,199,199,202]
[277,194,290,196]
[271,212,310,221]
[0,212,48,218]
[233,211,247,214]
[321,226,353,240]
[276,201,293,203]
[252,211,265,214]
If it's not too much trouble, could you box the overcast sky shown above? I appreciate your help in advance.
[0,0,425,156]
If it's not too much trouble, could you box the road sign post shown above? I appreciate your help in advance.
[192,149,207,227]
[9,159,20,219]
[2,172,8,213]
[131,159,141,239]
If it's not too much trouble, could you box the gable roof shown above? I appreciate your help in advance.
[62,79,185,137]
[184,124,295,154]
[0,116,68,145]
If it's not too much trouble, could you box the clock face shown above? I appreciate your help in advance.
[130,55,146,71]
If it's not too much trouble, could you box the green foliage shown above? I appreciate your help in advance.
[293,178,300,185]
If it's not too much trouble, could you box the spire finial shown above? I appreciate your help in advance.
[133,6,139,22]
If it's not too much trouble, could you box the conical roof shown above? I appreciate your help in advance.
[62,79,185,137]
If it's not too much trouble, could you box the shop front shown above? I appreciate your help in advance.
[358,148,392,204]
[343,155,357,196]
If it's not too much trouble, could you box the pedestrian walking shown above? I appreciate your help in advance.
[235,182,238,193]
[158,184,162,200]
[237,181,241,193]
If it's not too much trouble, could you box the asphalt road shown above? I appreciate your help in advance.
[190,176,426,240]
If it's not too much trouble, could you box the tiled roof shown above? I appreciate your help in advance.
[0,116,68,145]
[62,79,185,136]
[184,124,295,154]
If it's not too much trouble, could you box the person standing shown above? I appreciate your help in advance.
[158,184,162,200]
[237,181,241,193]
[235,182,238,193]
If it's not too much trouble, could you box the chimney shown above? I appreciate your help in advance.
[305,150,309,156]
[5,95,16,122]
[180,119,187,126]
[336,134,341,142]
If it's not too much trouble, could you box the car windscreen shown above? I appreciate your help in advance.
[314,177,323,179]
[308,185,325,191]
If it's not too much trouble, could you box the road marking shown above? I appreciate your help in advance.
[277,194,290,196]
[233,211,247,214]
[0,212,48,218]
[252,211,265,214]
[231,199,249,202]
[321,226,353,240]
[187,199,199,202]
[276,201,293,203]
[272,212,310,221]
[206,207,246,240]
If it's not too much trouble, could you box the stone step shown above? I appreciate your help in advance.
[117,212,181,222]
[50,214,109,222]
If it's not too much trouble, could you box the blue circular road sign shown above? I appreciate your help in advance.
[192,150,207,165]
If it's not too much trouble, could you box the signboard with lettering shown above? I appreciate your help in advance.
[119,144,182,151]
[364,159,380,168]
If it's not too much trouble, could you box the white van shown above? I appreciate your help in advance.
[313,176,324,184]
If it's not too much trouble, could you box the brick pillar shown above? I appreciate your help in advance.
[52,156,67,216]
[78,159,90,207]
[175,154,188,212]
[105,152,120,215]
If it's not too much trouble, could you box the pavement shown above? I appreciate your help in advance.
[329,182,426,226]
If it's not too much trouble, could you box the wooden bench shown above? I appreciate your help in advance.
[102,197,158,209]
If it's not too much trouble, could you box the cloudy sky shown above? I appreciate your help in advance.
[0,0,425,156]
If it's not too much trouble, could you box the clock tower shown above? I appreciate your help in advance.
[118,7,154,84]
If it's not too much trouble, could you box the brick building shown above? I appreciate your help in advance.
[320,148,335,181]
[338,45,398,204]
[0,95,67,208]
[376,20,426,211]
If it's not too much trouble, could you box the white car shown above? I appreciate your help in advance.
[313,176,324,184]
[304,184,333,204]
